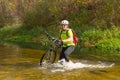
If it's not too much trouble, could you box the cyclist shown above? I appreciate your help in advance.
[58,20,75,65]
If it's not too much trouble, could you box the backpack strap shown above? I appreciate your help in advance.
[66,29,74,36]
[60,29,72,38]
[60,30,69,37]
[66,30,69,37]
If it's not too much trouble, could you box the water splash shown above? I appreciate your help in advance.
[51,60,115,73]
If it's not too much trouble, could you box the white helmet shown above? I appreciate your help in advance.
[61,20,69,25]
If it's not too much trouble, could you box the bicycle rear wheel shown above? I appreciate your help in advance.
[40,49,56,66]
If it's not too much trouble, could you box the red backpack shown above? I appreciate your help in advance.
[72,30,78,45]
[71,30,78,45]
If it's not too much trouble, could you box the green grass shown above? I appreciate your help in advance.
[0,25,120,51]
[79,27,120,51]
[95,38,120,51]
[0,25,46,44]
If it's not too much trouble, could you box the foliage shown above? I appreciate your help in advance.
[1,0,120,28]
[80,27,120,50]
[21,0,120,29]
[0,0,15,26]
[81,28,102,43]
[95,38,120,51]
[23,0,80,27]
[0,13,5,27]
[0,25,120,51]
[0,26,49,45]
[1,0,120,51]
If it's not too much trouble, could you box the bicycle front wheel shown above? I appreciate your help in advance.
[40,49,56,66]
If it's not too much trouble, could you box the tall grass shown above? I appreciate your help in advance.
[0,26,49,45]
[80,27,120,50]
[0,25,120,51]
[95,38,120,50]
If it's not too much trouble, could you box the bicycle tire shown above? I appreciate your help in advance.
[40,49,56,66]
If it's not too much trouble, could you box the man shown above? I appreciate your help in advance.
[59,20,75,64]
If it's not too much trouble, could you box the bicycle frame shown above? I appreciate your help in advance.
[40,31,61,66]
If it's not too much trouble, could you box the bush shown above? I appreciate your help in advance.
[81,28,103,44]
[22,0,83,28]
[0,13,5,27]
[95,38,120,50]
[80,27,120,49]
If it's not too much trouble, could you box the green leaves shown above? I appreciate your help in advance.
[80,27,120,50]
[95,38,120,50]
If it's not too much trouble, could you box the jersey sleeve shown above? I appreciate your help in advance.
[68,29,73,37]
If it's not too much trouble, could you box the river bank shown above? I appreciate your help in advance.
[0,25,120,52]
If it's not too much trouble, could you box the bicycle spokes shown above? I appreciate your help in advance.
[40,49,56,66]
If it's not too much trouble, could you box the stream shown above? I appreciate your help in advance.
[0,43,120,80]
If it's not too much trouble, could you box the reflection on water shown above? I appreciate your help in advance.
[0,43,120,80]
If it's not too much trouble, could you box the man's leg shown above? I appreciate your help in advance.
[64,46,75,62]
[59,47,66,60]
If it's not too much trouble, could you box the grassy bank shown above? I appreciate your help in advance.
[0,25,120,51]
[0,25,59,47]
[80,27,120,51]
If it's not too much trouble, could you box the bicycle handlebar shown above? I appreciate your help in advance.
[45,31,61,47]
[45,31,55,41]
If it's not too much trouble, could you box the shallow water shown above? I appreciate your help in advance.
[0,43,120,80]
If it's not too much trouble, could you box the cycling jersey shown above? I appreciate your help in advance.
[60,29,75,47]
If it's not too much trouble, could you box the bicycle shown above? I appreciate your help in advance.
[40,31,61,66]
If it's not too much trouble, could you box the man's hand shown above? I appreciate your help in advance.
[58,39,63,44]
